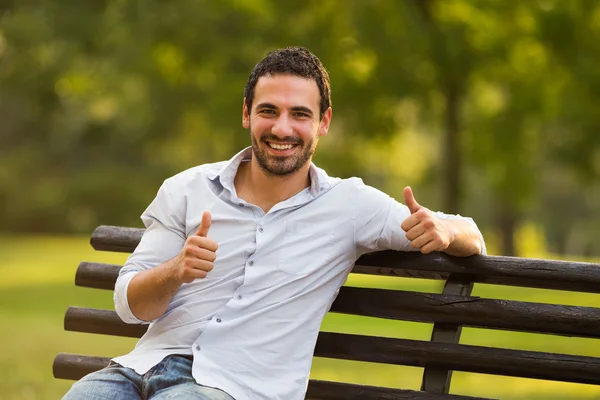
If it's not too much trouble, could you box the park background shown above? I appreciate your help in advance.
[1,0,599,399]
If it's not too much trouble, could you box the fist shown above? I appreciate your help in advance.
[400,187,455,254]
[172,211,218,283]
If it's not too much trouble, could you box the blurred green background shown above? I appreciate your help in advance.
[1,0,599,399]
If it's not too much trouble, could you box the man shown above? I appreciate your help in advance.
[63,47,484,400]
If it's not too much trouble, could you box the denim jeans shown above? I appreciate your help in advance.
[62,354,235,399]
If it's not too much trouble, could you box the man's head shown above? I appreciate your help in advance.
[244,47,331,120]
[242,47,332,177]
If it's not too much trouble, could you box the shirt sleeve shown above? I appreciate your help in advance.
[354,179,486,257]
[114,177,188,324]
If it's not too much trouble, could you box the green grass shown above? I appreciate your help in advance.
[1,234,599,399]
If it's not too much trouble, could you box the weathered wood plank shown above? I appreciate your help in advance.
[53,353,111,381]
[52,354,492,399]
[306,380,494,399]
[75,262,121,290]
[65,307,147,338]
[89,225,600,293]
[421,275,474,393]
[90,226,143,253]
[332,288,600,338]
[70,271,600,338]
[314,332,600,385]
[355,252,600,293]
[53,330,600,385]
[74,262,447,290]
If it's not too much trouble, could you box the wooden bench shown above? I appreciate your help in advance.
[53,225,600,399]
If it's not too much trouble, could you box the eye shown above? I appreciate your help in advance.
[293,112,309,118]
[259,109,276,115]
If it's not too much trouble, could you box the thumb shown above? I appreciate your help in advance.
[195,211,211,237]
[403,186,421,214]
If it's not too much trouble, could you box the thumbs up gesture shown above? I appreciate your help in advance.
[401,187,454,254]
[171,211,218,284]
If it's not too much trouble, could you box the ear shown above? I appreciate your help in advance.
[318,107,332,137]
[242,98,250,129]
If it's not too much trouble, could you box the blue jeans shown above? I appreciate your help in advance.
[62,354,235,399]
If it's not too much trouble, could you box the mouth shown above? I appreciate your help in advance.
[264,141,300,154]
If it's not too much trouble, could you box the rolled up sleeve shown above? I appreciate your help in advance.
[114,271,142,324]
[433,212,487,255]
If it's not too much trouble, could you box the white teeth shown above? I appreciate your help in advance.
[269,143,294,150]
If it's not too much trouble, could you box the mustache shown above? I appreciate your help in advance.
[260,134,303,145]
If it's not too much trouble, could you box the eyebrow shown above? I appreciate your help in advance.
[255,102,315,117]
[291,106,314,117]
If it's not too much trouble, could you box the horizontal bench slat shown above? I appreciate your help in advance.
[74,262,449,290]
[90,226,143,252]
[75,262,121,290]
[334,287,600,338]
[356,252,600,293]
[90,225,600,293]
[314,332,600,385]
[306,380,493,399]
[52,354,491,399]
[53,353,111,381]
[62,307,600,385]
[65,307,147,338]
[70,268,600,338]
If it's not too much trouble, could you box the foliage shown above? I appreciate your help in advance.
[0,0,598,256]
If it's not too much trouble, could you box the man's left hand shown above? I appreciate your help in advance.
[401,186,455,254]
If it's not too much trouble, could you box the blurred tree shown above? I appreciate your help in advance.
[534,0,600,256]
[0,0,598,258]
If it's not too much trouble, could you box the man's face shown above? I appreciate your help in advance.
[242,74,331,176]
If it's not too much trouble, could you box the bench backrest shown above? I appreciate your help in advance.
[54,225,600,399]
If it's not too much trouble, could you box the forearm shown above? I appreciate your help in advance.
[444,219,484,257]
[126,258,183,322]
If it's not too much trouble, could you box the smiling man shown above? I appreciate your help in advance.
[63,47,485,400]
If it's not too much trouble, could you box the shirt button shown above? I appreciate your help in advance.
[238,203,244,207]
[236,294,242,300]
[216,318,222,323]
[258,226,264,233]
[195,344,200,351]
[248,261,254,266]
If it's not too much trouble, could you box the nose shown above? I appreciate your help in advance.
[271,113,294,138]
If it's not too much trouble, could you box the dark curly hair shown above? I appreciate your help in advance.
[244,47,331,120]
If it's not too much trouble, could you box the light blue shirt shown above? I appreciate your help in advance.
[113,147,484,400]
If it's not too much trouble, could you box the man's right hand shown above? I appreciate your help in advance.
[170,211,218,284]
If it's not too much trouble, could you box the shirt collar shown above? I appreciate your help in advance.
[207,147,331,197]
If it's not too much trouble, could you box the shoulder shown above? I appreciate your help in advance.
[162,160,227,189]
[332,176,392,204]
[312,165,364,194]
[312,162,392,201]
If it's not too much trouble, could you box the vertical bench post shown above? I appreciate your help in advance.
[420,273,474,393]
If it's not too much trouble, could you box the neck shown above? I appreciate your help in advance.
[235,157,311,213]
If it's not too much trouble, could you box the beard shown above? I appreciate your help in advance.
[250,129,317,177]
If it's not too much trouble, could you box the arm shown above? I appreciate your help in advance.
[126,211,217,322]
[114,177,217,324]
[127,211,217,321]
[444,219,483,256]
[353,180,484,257]
[125,257,183,322]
